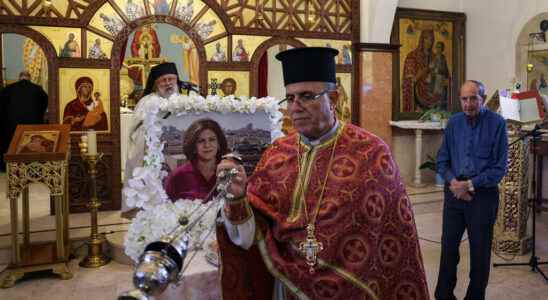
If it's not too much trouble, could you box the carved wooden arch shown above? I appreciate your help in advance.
[249,37,306,96]
[0,24,59,123]
[80,0,235,35]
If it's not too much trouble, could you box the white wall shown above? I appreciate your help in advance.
[360,0,548,185]
[397,0,463,12]
[266,46,285,101]
[362,0,548,95]
[360,0,398,43]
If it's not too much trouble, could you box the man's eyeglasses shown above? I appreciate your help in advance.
[279,90,329,105]
[459,95,481,102]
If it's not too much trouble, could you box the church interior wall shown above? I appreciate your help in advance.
[360,0,399,44]
[0,0,356,211]
[362,0,548,185]
[398,0,548,96]
[266,46,285,101]
[392,131,443,183]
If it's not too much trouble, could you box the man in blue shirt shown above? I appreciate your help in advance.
[435,80,508,300]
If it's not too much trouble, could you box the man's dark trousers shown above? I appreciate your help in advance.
[435,186,499,300]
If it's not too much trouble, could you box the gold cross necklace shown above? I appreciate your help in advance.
[296,133,339,273]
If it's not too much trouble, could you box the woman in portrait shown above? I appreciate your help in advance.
[164,119,229,201]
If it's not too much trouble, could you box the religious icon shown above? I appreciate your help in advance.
[152,0,170,15]
[341,45,351,64]
[392,8,465,119]
[126,0,145,21]
[220,78,237,96]
[335,77,351,122]
[59,32,81,58]
[232,39,249,62]
[127,24,162,87]
[16,131,59,154]
[170,34,199,84]
[210,42,226,62]
[99,13,125,36]
[88,38,108,59]
[175,0,194,23]
[401,28,450,112]
[21,37,47,87]
[196,20,216,40]
[62,76,109,131]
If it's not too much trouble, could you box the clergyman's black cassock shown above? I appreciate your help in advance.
[0,79,48,170]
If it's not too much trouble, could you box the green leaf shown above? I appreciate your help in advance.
[419,161,436,171]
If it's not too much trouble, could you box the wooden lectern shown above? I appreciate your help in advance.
[0,124,72,288]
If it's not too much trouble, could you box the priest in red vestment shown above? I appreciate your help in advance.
[216,47,429,300]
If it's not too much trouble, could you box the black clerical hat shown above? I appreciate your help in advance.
[143,62,180,96]
[275,47,338,86]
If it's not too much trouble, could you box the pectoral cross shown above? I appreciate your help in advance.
[298,224,323,274]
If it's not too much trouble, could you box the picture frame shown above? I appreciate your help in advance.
[58,68,111,133]
[16,130,60,154]
[159,111,272,176]
[391,8,466,120]
[4,124,71,162]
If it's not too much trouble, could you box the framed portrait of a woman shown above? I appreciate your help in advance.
[391,8,466,120]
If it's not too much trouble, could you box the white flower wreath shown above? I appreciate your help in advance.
[123,93,282,262]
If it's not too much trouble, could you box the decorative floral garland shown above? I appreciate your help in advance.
[123,93,282,262]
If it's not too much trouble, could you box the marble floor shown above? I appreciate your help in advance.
[1,172,548,299]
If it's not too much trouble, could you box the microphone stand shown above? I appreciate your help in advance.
[493,124,548,281]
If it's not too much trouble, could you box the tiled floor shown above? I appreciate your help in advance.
[1,172,548,299]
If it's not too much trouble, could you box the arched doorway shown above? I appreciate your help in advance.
[0,25,58,122]
[515,13,548,91]
[249,37,306,98]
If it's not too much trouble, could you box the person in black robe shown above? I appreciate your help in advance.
[0,71,48,171]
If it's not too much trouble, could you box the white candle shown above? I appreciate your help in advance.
[87,130,97,155]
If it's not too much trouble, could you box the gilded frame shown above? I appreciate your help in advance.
[391,8,466,120]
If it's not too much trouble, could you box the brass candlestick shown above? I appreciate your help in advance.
[78,138,110,268]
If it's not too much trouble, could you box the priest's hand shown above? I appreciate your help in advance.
[217,157,247,200]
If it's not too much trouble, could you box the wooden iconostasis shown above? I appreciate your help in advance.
[0,0,359,212]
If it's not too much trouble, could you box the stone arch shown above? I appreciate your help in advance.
[0,24,59,122]
[249,37,306,96]
[514,12,548,87]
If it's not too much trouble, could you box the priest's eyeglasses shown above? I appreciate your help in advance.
[279,90,329,105]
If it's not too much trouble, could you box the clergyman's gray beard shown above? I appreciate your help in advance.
[158,88,177,98]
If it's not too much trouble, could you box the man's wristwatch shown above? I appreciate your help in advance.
[467,180,475,192]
